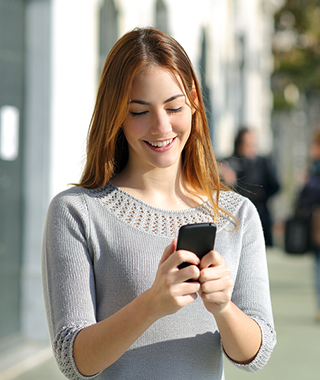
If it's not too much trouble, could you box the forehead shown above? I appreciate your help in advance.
[130,66,185,99]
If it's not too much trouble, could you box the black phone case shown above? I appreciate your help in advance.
[177,223,216,269]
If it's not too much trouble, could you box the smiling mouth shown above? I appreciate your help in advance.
[145,137,175,148]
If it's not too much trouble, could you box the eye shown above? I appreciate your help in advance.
[129,111,148,117]
[167,106,183,114]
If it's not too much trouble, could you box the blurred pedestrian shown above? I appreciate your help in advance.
[297,129,320,322]
[41,28,276,380]
[220,128,280,247]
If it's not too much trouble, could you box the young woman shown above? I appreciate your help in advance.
[42,27,276,380]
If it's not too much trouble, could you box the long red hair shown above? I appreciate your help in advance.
[76,27,231,221]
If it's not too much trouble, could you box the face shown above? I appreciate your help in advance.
[122,66,194,174]
[238,131,257,159]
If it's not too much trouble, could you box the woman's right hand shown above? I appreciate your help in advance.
[146,238,201,319]
[74,238,201,376]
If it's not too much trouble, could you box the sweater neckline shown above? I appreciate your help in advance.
[106,181,211,214]
[87,182,238,237]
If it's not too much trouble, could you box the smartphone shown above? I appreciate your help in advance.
[177,223,217,269]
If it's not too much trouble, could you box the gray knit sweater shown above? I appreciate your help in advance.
[41,182,276,380]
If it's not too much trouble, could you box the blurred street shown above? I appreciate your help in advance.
[225,247,320,380]
[3,247,320,380]
[1,2,319,380]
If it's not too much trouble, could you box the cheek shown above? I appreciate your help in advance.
[122,120,142,142]
[122,126,135,148]
[176,111,192,130]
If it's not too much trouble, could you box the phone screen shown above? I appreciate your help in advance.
[177,223,216,269]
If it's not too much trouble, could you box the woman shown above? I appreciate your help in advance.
[220,127,280,247]
[42,27,276,380]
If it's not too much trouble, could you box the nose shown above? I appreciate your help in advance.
[150,110,172,136]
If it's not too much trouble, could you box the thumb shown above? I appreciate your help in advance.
[159,237,177,266]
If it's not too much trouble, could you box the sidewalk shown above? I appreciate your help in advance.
[225,247,320,380]
[8,247,320,380]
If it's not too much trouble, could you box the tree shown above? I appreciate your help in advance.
[272,0,320,109]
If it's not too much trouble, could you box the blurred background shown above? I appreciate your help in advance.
[0,0,319,379]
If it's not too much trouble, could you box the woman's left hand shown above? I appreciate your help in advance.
[198,250,233,315]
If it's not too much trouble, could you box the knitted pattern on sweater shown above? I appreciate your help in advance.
[41,183,276,380]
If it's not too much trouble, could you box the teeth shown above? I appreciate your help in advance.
[148,138,174,147]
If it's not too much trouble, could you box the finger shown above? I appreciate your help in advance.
[199,250,224,269]
[176,249,201,269]
[177,264,201,283]
[180,281,201,295]
[159,238,177,266]
[161,250,201,285]
[200,276,233,295]
[199,265,231,284]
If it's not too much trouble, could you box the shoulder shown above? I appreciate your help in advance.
[257,155,275,169]
[219,190,255,214]
[44,187,98,242]
[222,155,239,165]
[48,186,87,211]
[217,191,265,249]
[221,155,244,172]
[46,182,122,224]
[217,190,260,227]
[46,186,93,227]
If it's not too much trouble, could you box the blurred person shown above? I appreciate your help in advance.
[220,128,280,247]
[297,129,320,322]
[41,28,276,380]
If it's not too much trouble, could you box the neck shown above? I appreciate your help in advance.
[111,164,205,210]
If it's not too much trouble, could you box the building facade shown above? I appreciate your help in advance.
[0,0,282,372]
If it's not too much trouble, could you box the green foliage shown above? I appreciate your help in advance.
[272,0,320,108]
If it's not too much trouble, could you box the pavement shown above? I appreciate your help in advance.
[225,247,320,380]
[4,247,320,380]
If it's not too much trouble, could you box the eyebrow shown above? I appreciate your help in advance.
[130,94,185,105]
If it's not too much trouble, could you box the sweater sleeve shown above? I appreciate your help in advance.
[226,198,277,372]
[41,189,100,380]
